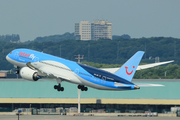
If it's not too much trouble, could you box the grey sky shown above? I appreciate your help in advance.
[0,0,180,41]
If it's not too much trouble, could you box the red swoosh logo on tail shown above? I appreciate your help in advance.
[125,66,135,75]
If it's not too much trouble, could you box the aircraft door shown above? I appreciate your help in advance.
[14,51,18,59]
[75,68,79,74]
[101,76,106,84]
[33,57,39,65]
[34,57,39,62]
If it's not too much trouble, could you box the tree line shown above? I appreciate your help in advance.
[0,34,180,79]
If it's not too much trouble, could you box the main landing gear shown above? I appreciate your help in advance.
[78,85,88,91]
[54,83,64,92]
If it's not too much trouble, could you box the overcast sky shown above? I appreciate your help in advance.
[0,0,180,41]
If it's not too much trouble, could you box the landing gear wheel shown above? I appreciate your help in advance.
[54,85,58,89]
[78,85,81,89]
[16,70,19,74]
[85,87,88,91]
[81,88,84,91]
[60,87,64,91]
[57,87,61,91]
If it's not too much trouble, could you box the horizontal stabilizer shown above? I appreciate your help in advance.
[114,82,131,87]
[100,60,174,73]
[135,83,164,87]
[137,60,174,70]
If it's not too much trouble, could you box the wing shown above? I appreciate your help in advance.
[26,62,70,81]
[101,60,174,73]
[135,83,164,87]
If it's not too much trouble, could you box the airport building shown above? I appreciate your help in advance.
[0,78,180,114]
[74,20,112,40]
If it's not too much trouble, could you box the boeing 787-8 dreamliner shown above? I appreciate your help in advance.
[6,49,173,92]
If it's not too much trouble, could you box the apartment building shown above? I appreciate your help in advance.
[75,20,112,40]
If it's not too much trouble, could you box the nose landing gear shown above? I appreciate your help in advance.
[15,67,20,74]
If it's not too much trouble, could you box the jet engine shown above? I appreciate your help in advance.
[20,67,40,81]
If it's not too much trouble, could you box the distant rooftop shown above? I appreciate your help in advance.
[0,70,8,73]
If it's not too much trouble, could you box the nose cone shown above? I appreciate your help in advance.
[6,55,10,62]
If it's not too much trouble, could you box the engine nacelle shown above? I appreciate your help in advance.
[20,67,40,81]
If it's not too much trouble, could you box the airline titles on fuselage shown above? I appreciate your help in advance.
[18,51,36,60]
[94,73,114,81]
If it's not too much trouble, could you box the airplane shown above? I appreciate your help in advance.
[6,48,173,92]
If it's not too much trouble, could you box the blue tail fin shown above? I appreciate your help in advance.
[114,51,144,82]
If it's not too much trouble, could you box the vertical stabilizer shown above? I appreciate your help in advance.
[114,51,144,82]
